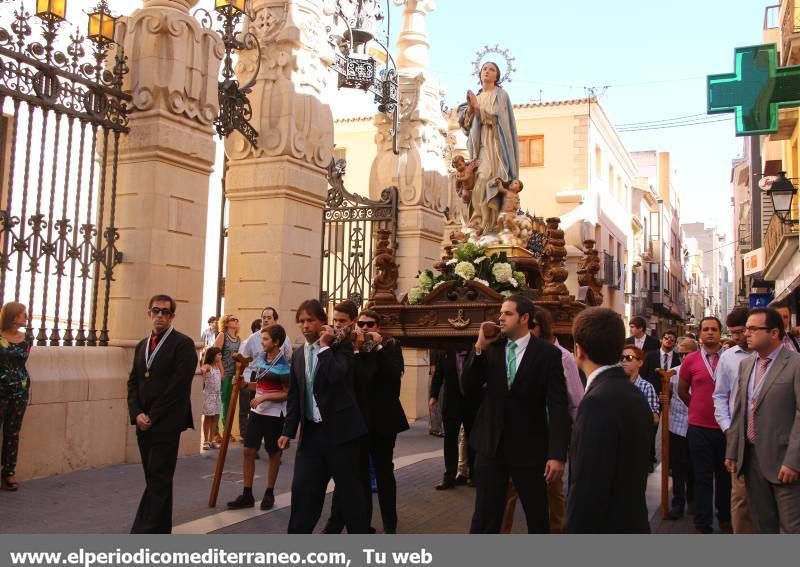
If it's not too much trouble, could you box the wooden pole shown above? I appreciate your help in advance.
[657,368,676,520]
[208,371,241,508]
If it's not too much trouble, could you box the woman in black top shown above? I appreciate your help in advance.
[0,302,31,491]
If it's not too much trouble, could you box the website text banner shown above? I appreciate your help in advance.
[0,535,792,567]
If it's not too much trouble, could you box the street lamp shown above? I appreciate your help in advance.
[35,0,67,22]
[329,0,399,154]
[765,171,798,225]
[87,1,116,46]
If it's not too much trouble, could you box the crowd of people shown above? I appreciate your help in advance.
[1,292,798,535]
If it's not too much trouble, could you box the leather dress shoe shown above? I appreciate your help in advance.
[260,491,275,511]
[435,478,456,490]
[454,475,468,486]
[227,494,254,509]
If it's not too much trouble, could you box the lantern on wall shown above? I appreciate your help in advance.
[87,1,116,45]
[35,0,67,22]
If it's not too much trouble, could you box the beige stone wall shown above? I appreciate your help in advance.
[15,346,202,481]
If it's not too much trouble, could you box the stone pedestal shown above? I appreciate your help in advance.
[108,0,221,341]
[370,1,447,421]
[222,0,334,339]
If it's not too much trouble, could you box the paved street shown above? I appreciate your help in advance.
[0,420,704,534]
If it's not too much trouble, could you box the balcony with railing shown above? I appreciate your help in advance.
[781,0,800,65]
[763,212,800,279]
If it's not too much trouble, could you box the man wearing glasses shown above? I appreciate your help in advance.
[713,306,755,533]
[725,308,800,533]
[127,295,198,533]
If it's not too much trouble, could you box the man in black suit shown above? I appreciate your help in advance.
[462,294,570,533]
[640,330,681,471]
[429,349,479,489]
[566,307,653,533]
[277,299,368,533]
[127,294,198,534]
[625,316,660,354]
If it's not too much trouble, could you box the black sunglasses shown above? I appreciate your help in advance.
[621,354,640,362]
[149,307,173,316]
[357,320,377,328]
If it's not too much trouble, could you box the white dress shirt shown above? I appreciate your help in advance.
[585,364,615,391]
[505,333,531,381]
[712,345,753,431]
[659,348,675,370]
[304,342,330,422]
[634,336,645,350]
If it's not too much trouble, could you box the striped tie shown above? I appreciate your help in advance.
[746,357,771,442]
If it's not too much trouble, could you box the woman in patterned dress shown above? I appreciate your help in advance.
[0,302,31,491]
[213,314,241,438]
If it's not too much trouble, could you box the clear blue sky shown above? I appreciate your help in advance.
[409,0,769,246]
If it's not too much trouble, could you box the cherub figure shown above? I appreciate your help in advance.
[495,177,524,236]
[451,155,480,204]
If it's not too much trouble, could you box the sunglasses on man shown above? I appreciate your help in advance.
[621,354,640,362]
[149,307,173,316]
[356,320,377,328]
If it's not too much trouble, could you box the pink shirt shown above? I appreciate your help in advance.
[554,340,583,420]
[679,349,721,429]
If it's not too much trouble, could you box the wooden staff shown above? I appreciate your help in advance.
[208,370,242,508]
[657,368,676,520]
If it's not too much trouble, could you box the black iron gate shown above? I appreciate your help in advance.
[320,159,397,310]
[0,5,130,345]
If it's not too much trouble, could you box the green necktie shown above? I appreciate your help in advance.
[305,343,316,418]
[506,341,517,387]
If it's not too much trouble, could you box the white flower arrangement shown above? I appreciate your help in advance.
[408,287,425,305]
[417,271,433,290]
[454,261,476,280]
[492,262,514,283]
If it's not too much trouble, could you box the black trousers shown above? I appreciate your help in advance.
[326,431,400,533]
[669,432,694,508]
[131,429,181,534]
[471,451,549,533]
[687,425,731,530]
[443,406,476,480]
[288,422,368,534]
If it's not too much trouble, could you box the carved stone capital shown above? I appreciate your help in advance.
[118,4,222,127]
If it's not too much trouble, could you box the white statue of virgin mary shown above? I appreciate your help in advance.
[457,61,520,236]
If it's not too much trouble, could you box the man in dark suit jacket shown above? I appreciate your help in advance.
[462,295,570,533]
[127,294,198,534]
[566,307,653,533]
[278,299,368,534]
[323,305,408,534]
[626,316,660,354]
[429,349,480,489]
[640,330,681,470]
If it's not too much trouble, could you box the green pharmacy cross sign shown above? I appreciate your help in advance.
[707,44,800,136]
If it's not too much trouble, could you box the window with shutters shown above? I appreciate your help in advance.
[519,135,544,167]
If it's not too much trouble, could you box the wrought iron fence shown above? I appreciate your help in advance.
[320,159,397,311]
[0,4,130,345]
[602,251,619,289]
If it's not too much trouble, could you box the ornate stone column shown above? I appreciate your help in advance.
[222,0,334,335]
[370,0,448,420]
[109,0,222,342]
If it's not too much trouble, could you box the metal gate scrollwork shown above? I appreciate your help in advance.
[320,159,397,310]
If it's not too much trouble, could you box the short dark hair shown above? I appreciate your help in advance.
[661,330,677,339]
[207,315,217,324]
[250,318,262,334]
[574,307,625,366]
[262,306,279,320]
[203,346,221,365]
[748,307,785,339]
[726,306,750,328]
[333,300,359,322]
[261,323,287,346]
[296,299,326,323]
[148,294,176,313]
[700,316,722,332]
[629,316,646,330]
[532,307,554,341]
[505,294,536,329]
[358,309,382,325]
